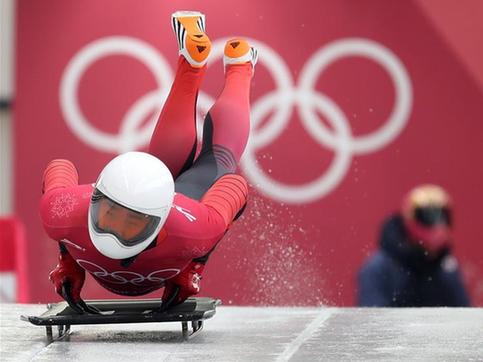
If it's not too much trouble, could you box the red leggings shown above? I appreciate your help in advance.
[148,57,252,199]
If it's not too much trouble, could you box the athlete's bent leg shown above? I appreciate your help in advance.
[148,11,211,179]
[210,39,257,164]
[175,38,257,199]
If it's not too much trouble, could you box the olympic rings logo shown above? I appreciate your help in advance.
[60,36,412,204]
[76,259,179,285]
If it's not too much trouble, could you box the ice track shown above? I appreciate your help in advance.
[1,304,482,361]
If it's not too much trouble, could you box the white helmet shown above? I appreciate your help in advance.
[88,152,174,259]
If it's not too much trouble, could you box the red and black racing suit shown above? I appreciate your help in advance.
[41,57,253,305]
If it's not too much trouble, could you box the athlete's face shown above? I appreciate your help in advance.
[96,198,151,240]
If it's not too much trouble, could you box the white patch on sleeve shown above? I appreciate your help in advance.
[172,204,197,222]
[50,192,78,218]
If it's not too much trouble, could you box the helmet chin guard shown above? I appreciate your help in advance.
[88,152,174,259]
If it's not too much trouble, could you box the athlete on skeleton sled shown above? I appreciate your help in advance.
[41,11,257,313]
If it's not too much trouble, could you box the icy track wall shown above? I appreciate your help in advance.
[12,0,483,305]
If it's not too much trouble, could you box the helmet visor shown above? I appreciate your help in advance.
[90,189,161,247]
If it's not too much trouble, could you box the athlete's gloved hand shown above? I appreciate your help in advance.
[160,261,205,311]
[49,246,99,314]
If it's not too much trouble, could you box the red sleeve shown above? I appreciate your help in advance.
[200,174,248,227]
[42,159,79,194]
[39,159,85,241]
[164,175,247,259]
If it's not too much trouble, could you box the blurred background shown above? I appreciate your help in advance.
[1,0,482,306]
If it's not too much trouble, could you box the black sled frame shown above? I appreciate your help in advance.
[21,297,220,342]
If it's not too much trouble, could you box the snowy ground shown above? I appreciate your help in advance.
[1,303,482,361]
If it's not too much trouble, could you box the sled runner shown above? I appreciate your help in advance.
[21,297,220,342]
